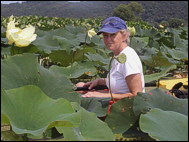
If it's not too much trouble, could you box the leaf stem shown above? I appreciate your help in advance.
[11,43,15,56]
[23,133,28,141]
[108,57,114,102]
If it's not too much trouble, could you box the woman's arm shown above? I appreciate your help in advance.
[84,78,107,89]
[81,74,143,101]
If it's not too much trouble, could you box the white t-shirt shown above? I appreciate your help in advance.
[106,46,145,94]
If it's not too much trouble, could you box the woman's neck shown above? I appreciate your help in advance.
[113,43,128,56]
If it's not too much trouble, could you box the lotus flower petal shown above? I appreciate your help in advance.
[19,26,35,39]
[7,19,16,31]
[6,28,22,42]
[15,39,31,47]
[88,28,96,39]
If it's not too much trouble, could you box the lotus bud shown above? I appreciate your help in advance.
[87,28,97,40]
[127,27,136,36]
[159,24,164,28]
[99,34,103,39]
[9,15,14,22]
[115,53,126,64]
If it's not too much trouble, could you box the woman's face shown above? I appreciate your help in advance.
[102,31,127,55]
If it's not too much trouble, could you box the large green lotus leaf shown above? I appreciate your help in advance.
[141,52,174,68]
[32,28,76,54]
[140,28,161,40]
[130,37,149,53]
[148,39,160,49]
[159,37,175,48]
[65,25,87,35]
[80,44,97,54]
[133,88,188,116]
[168,48,188,60]
[144,65,176,83]
[49,50,84,67]
[35,29,48,37]
[52,35,80,55]
[1,85,81,137]
[91,35,101,46]
[1,131,23,141]
[49,61,97,79]
[105,97,139,134]
[76,33,92,44]
[57,102,115,141]
[80,97,110,117]
[170,33,188,49]
[1,53,39,88]
[160,44,182,65]
[140,108,188,141]
[143,47,158,56]
[1,53,80,102]
[37,65,80,102]
[32,32,60,54]
[135,24,144,36]
[84,52,111,66]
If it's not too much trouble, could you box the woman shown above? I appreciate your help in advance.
[76,17,145,101]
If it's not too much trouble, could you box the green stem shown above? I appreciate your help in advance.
[97,38,101,54]
[108,57,114,102]
[10,125,12,131]
[18,47,20,54]
[83,32,88,60]
[11,43,15,56]
[158,66,161,73]
[23,133,28,141]
[72,51,75,64]
[130,36,132,47]
[157,79,160,88]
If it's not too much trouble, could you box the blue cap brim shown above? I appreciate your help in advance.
[97,27,120,35]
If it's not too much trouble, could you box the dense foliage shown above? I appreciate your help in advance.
[1,16,188,141]
[1,1,188,26]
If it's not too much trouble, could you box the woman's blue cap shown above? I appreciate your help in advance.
[97,17,127,35]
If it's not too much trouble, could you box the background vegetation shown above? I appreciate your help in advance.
[1,1,188,27]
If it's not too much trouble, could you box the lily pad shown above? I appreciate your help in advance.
[1,53,80,103]
[49,61,97,79]
[1,85,81,137]
[105,97,139,134]
[133,88,188,116]
[56,102,115,141]
[140,108,188,141]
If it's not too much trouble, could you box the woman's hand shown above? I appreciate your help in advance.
[75,82,88,94]
[81,90,110,98]
[83,79,100,90]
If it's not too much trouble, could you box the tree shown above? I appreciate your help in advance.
[113,4,135,21]
[127,2,145,16]
[169,18,185,28]
[160,20,169,28]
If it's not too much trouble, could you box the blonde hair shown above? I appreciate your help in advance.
[120,29,130,45]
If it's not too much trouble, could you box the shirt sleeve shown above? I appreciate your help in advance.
[120,53,141,79]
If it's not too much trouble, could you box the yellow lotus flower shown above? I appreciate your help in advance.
[127,27,136,36]
[87,28,96,40]
[159,24,164,28]
[6,20,37,47]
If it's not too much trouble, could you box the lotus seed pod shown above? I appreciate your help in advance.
[115,53,126,64]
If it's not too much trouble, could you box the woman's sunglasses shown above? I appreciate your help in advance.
[101,19,127,28]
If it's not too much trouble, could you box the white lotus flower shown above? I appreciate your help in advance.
[6,20,37,47]
[159,24,164,28]
[87,28,96,40]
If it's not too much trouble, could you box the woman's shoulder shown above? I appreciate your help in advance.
[122,46,138,56]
